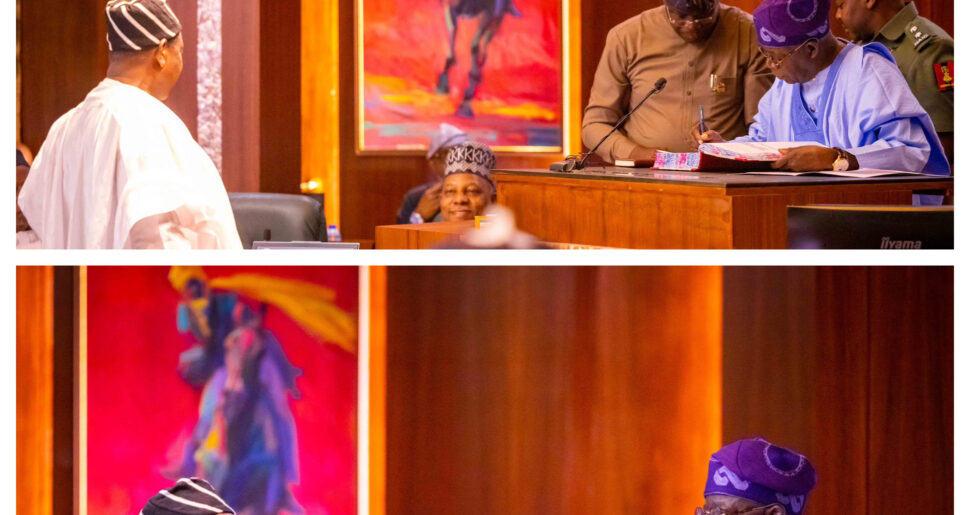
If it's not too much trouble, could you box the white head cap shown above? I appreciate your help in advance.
[427,123,468,159]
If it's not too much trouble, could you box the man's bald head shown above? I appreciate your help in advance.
[663,0,720,43]
[665,0,718,16]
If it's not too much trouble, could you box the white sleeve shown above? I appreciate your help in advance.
[125,205,235,249]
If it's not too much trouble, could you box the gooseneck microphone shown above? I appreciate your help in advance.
[550,77,667,172]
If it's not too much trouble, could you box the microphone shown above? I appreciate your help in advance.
[550,77,667,172]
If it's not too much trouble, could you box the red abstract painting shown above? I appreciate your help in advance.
[359,0,563,151]
[86,266,359,515]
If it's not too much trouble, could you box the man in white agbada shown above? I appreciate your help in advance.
[17,0,241,249]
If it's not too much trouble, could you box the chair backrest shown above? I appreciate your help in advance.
[228,193,326,249]
[787,205,953,249]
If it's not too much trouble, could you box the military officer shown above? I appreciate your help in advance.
[836,0,953,162]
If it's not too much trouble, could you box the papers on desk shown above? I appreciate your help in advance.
[699,141,821,160]
[744,169,925,178]
[653,141,820,171]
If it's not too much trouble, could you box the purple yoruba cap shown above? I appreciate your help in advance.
[754,0,830,48]
[704,438,817,514]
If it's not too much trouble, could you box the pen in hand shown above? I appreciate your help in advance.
[698,105,707,135]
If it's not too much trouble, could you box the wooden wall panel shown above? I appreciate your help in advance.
[303,0,342,225]
[723,266,953,514]
[16,267,54,515]
[19,0,107,155]
[914,0,954,35]
[259,0,303,194]
[19,0,201,153]
[52,268,77,515]
[866,267,953,514]
[806,268,871,515]
[222,0,262,192]
[165,0,199,138]
[369,267,388,515]
[385,267,722,514]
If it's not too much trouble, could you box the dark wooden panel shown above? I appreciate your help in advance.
[805,267,871,515]
[16,267,54,515]
[916,0,954,36]
[722,266,873,515]
[52,267,76,515]
[723,266,953,515]
[722,267,821,445]
[19,0,107,154]
[19,0,200,152]
[15,267,78,514]
[385,267,721,515]
[222,0,261,192]
[259,0,303,194]
[166,0,199,138]
[866,267,953,513]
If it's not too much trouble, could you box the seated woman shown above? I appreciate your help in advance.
[440,141,497,222]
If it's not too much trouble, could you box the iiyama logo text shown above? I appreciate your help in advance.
[881,237,922,249]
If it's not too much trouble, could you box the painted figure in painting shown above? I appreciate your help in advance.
[166,267,356,515]
[436,0,522,117]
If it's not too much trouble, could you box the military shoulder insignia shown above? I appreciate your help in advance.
[910,25,932,50]
[934,61,954,91]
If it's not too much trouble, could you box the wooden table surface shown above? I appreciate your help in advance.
[493,168,953,249]
[375,221,475,249]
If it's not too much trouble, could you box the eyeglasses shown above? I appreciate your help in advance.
[758,38,817,68]
[694,506,765,515]
[665,6,718,27]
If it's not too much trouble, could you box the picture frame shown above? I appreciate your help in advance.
[355,0,570,154]
[67,266,384,515]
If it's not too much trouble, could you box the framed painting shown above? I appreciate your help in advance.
[80,266,365,515]
[356,0,568,153]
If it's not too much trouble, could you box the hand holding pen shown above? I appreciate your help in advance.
[691,105,725,146]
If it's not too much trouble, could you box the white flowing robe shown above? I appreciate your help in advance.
[18,78,242,249]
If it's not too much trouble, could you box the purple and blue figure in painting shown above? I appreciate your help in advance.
[436,0,522,118]
[167,269,303,515]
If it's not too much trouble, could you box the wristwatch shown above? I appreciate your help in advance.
[832,148,851,172]
[409,211,425,224]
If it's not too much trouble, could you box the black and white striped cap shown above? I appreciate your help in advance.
[444,141,496,188]
[141,478,235,515]
[105,0,182,52]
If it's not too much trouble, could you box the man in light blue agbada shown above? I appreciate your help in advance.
[694,0,949,198]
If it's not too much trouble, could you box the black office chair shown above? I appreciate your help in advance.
[229,193,327,249]
[787,205,953,249]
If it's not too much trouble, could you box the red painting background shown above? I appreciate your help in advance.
[361,0,563,149]
[87,266,359,515]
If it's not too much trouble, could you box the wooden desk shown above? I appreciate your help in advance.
[375,221,474,249]
[493,168,953,249]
